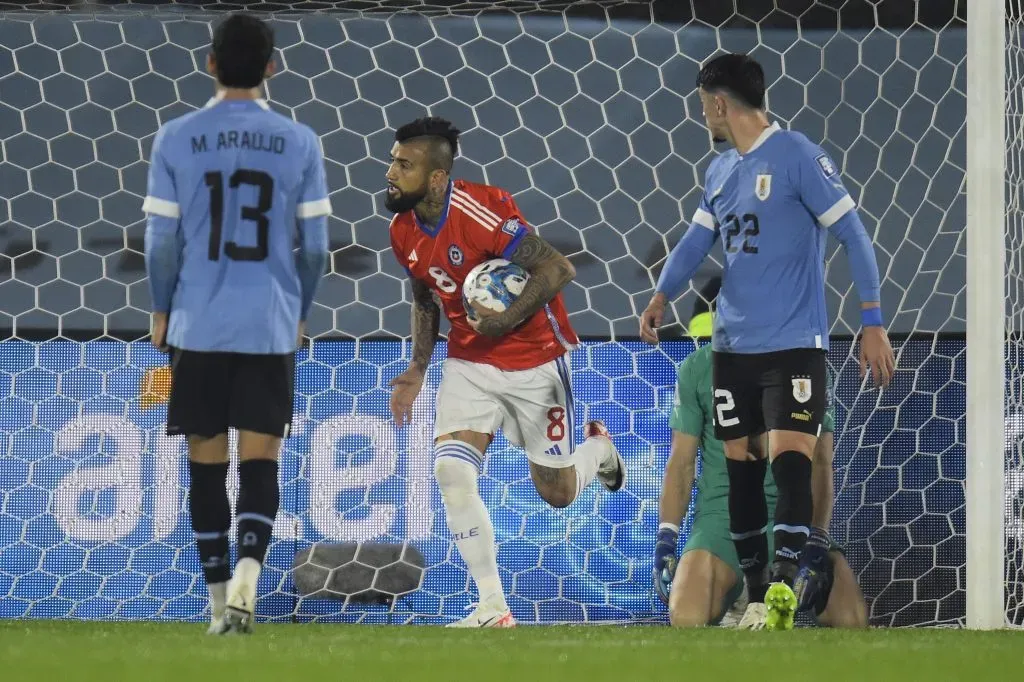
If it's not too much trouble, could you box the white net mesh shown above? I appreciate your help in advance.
[0,1,977,626]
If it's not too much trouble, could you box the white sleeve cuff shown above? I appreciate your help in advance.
[297,198,332,219]
[691,208,716,231]
[142,196,180,219]
[817,194,856,228]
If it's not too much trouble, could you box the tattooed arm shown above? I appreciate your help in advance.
[410,277,441,372]
[474,233,576,337]
[390,276,440,425]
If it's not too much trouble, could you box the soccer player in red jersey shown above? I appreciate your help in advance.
[386,117,626,627]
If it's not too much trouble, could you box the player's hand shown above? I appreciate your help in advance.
[150,312,169,352]
[794,529,832,613]
[389,364,425,426]
[653,526,679,606]
[640,294,667,345]
[466,303,511,337]
[859,325,894,388]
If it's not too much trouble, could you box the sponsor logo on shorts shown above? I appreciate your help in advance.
[790,410,813,422]
[447,244,464,266]
[544,444,563,457]
[792,377,812,404]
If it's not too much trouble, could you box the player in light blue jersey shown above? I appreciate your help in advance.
[640,54,894,631]
[142,14,330,636]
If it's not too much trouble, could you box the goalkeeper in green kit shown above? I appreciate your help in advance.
[654,327,868,629]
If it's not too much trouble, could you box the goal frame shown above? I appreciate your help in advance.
[966,0,1007,630]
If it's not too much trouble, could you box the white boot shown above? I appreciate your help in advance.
[446,601,516,628]
[586,420,627,492]
[224,558,259,634]
[737,602,767,630]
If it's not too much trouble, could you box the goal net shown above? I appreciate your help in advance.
[0,0,998,627]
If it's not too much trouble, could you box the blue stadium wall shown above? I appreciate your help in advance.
[0,338,971,626]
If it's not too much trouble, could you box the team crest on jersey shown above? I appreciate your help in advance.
[448,244,464,266]
[792,377,812,404]
[502,218,522,237]
[755,174,772,200]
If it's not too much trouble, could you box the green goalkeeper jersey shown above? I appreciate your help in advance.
[669,344,836,518]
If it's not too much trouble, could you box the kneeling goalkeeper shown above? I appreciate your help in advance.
[654,341,867,629]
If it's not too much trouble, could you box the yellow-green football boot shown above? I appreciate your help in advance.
[764,581,797,631]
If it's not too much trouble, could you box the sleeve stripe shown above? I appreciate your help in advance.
[142,196,180,219]
[691,208,716,231]
[450,195,500,231]
[817,194,856,228]
[297,198,332,219]
[452,188,502,223]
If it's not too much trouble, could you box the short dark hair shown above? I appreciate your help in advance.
[395,117,461,172]
[212,14,274,89]
[696,53,765,110]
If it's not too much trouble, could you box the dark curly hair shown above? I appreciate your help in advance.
[395,117,461,172]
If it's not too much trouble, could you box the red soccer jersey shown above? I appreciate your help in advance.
[389,179,578,371]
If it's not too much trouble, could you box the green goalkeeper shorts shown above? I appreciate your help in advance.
[681,512,775,625]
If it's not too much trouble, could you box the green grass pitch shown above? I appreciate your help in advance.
[1,621,1020,681]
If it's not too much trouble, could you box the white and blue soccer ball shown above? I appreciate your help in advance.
[462,258,530,322]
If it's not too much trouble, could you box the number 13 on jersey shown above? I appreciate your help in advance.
[205,169,274,262]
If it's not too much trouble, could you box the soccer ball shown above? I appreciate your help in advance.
[462,259,530,322]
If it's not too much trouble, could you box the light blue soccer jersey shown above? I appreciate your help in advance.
[143,94,330,354]
[691,123,861,353]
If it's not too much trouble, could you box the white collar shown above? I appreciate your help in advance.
[204,90,270,110]
[742,121,781,155]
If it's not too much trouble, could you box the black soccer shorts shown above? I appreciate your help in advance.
[711,348,828,441]
[166,348,295,438]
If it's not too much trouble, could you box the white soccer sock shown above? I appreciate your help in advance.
[569,436,614,500]
[434,442,506,610]
[209,581,228,619]
[234,557,262,591]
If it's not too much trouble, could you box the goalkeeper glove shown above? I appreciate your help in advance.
[794,526,831,613]
[653,524,679,606]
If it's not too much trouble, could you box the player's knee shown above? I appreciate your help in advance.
[813,432,834,467]
[748,433,767,460]
[820,606,868,629]
[768,431,816,459]
[436,430,491,453]
[668,595,709,628]
[187,434,230,464]
[539,488,574,509]
[669,609,708,628]
[433,444,482,509]
[529,463,576,508]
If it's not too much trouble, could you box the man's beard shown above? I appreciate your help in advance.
[712,136,727,144]
[384,186,426,214]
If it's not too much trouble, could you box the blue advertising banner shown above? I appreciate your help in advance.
[0,339,970,625]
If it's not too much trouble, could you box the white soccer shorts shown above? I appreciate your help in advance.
[434,356,576,469]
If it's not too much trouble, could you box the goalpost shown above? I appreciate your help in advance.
[966,1,1007,630]
[0,0,1013,628]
